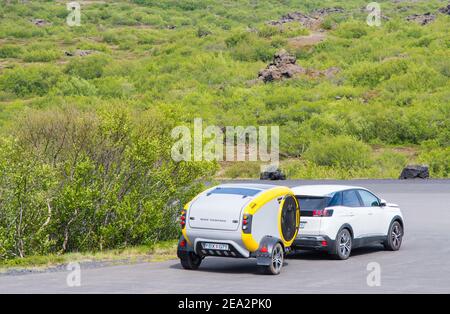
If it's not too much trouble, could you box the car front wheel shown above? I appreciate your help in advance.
[384,221,403,251]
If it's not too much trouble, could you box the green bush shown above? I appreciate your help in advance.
[23,49,60,62]
[222,162,260,179]
[347,59,409,88]
[0,65,61,97]
[230,38,275,62]
[334,22,368,39]
[0,45,23,58]
[225,31,249,48]
[64,55,110,80]
[419,146,450,177]
[0,107,217,259]
[303,135,372,168]
[51,76,97,96]
[94,76,135,98]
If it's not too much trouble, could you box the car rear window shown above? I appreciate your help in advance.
[208,187,260,197]
[296,196,330,210]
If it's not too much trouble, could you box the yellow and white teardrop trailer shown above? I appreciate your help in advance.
[177,184,300,275]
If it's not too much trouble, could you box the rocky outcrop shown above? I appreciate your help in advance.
[399,165,429,179]
[405,5,450,25]
[258,50,340,83]
[406,12,436,25]
[438,5,450,15]
[268,7,343,29]
[311,7,344,17]
[64,49,95,57]
[258,50,305,82]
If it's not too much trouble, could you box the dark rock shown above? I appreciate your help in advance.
[406,13,436,25]
[260,167,286,180]
[268,12,320,29]
[438,5,450,15]
[258,50,305,83]
[311,7,344,17]
[31,18,52,27]
[258,50,340,83]
[64,49,94,57]
[268,8,344,29]
[399,165,429,179]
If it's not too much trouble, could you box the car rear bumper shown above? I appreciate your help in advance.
[293,235,334,252]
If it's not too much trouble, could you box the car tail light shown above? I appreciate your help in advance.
[180,239,186,247]
[321,240,328,247]
[312,208,334,217]
[260,246,268,253]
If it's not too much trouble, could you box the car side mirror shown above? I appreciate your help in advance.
[379,199,387,207]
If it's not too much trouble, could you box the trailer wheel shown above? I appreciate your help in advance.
[264,243,284,275]
[180,252,202,270]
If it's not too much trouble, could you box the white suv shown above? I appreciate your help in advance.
[292,185,404,260]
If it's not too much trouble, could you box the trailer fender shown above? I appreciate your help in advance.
[255,236,283,266]
[177,235,195,259]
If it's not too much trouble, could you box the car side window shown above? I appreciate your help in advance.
[358,190,380,207]
[328,192,342,206]
[342,190,362,207]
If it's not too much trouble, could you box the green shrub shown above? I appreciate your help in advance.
[51,77,97,96]
[230,38,275,62]
[419,147,450,177]
[225,31,249,48]
[321,18,334,30]
[22,49,60,62]
[0,45,23,58]
[0,107,217,259]
[94,76,135,98]
[334,22,368,39]
[222,162,260,179]
[258,25,280,38]
[0,65,61,97]
[303,135,372,168]
[64,55,110,80]
[347,59,409,87]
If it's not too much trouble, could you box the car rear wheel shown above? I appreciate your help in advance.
[332,229,352,260]
[180,252,202,270]
[264,243,284,275]
[384,221,403,251]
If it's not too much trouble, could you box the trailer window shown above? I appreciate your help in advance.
[208,187,260,197]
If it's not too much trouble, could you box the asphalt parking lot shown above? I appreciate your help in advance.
[1,179,449,293]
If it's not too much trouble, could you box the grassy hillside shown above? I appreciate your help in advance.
[0,0,449,180]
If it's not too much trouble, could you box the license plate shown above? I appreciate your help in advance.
[202,243,229,251]
[299,221,307,229]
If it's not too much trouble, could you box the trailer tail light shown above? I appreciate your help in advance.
[242,214,252,233]
[312,209,334,217]
[180,209,187,228]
